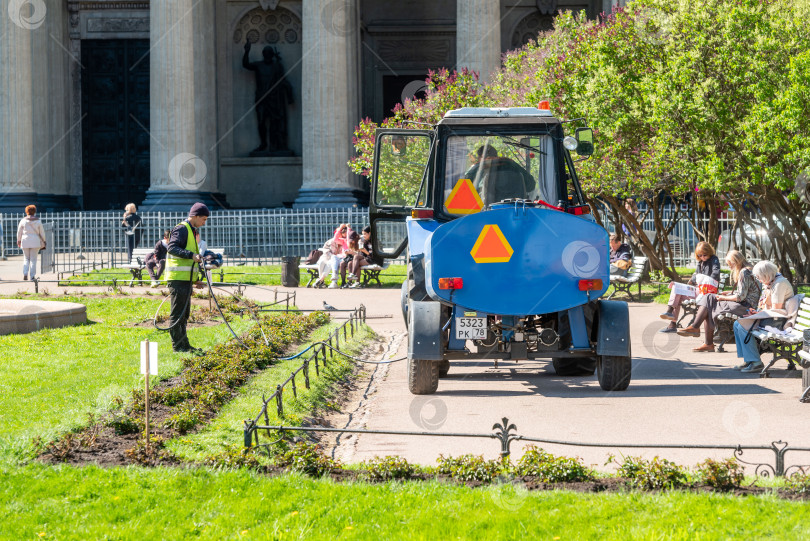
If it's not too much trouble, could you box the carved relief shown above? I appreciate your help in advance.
[233,7,301,46]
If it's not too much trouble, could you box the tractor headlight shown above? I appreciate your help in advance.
[563,136,578,151]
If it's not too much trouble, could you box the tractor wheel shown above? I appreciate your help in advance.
[438,360,450,378]
[408,357,439,394]
[597,355,632,391]
[400,279,409,325]
[552,357,596,376]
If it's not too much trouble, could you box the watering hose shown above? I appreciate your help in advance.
[152,260,256,348]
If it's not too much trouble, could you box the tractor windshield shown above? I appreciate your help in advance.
[442,134,558,212]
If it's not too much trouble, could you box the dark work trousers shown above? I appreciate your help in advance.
[168,280,193,351]
[146,259,165,280]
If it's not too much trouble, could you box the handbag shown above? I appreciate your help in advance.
[615,259,632,270]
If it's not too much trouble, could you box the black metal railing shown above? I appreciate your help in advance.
[245,416,810,478]
[243,305,367,447]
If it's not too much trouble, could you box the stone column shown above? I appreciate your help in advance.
[142,0,226,211]
[0,4,37,212]
[456,0,502,83]
[294,0,363,208]
[33,0,75,211]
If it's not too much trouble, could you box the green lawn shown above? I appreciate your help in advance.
[62,264,409,288]
[2,465,809,540]
[0,294,253,464]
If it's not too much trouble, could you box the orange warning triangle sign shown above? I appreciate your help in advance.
[445,178,483,214]
[470,225,514,263]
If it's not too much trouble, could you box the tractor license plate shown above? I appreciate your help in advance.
[456,317,487,340]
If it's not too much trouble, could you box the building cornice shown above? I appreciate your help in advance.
[68,1,149,10]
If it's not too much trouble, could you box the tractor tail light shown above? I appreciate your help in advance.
[578,279,603,291]
[567,205,591,216]
[411,208,434,219]
[438,277,464,290]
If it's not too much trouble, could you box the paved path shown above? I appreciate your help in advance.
[2,256,808,471]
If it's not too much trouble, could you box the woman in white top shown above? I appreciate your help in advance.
[16,205,46,280]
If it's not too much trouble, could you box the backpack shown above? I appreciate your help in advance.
[304,249,322,265]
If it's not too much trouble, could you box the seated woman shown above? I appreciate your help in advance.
[315,223,353,288]
[677,250,761,352]
[338,231,360,287]
[659,241,720,333]
[346,226,380,288]
[732,261,794,373]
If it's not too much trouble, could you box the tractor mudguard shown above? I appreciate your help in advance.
[408,300,443,361]
[595,300,631,357]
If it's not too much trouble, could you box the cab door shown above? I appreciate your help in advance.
[369,129,434,259]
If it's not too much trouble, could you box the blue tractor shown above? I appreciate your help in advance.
[368,105,631,395]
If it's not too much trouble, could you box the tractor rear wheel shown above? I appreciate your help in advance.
[438,360,450,378]
[597,355,631,391]
[408,358,439,394]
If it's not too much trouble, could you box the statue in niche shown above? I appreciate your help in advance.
[243,38,295,156]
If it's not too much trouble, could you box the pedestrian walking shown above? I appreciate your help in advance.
[121,203,142,263]
[165,202,209,353]
[16,205,46,281]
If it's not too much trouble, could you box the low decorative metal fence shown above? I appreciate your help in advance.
[245,416,810,477]
[243,305,367,449]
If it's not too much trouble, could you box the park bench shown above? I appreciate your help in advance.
[748,293,807,378]
[607,256,648,301]
[677,272,730,328]
[300,259,390,288]
[123,248,154,286]
[124,247,223,286]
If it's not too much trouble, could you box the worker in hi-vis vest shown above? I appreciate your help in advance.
[165,202,210,353]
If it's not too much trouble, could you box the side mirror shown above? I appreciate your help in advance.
[575,127,594,156]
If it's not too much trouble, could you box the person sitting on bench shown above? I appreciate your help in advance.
[346,226,382,288]
[146,230,170,288]
[677,250,761,352]
[609,232,632,276]
[731,261,794,373]
[659,241,720,334]
[315,224,353,288]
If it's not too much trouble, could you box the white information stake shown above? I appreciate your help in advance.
[140,340,158,443]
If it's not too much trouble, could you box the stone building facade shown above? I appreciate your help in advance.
[0,0,612,212]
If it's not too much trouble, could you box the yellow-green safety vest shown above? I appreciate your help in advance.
[165,222,199,282]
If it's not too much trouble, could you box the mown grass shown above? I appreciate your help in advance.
[2,465,809,540]
[0,294,253,464]
[62,263,409,288]
[168,322,374,461]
